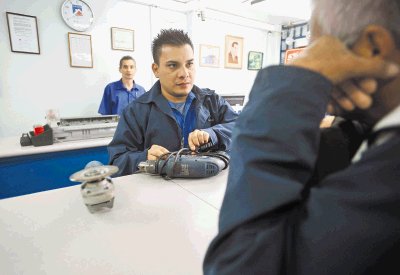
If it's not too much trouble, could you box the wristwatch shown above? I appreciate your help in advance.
[61,0,94,32]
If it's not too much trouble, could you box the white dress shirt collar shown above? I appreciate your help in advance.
[352,104,400,162]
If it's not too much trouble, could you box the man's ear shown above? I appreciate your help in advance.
[352,25,396,58]
[152,63,159,78]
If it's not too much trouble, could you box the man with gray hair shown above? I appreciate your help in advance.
[204,0,400,274]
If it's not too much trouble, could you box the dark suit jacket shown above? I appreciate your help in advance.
[203,66,400,275]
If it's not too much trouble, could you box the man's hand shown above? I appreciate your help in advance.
[289,36,399,113]
[328,78,377,112]
[147,145,169,160]
[188,129,210,151]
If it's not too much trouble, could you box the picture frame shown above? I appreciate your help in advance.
[6,12,40,54]
[284,47,305,64]
[224,35,243,69]
[111,27,134,51]
[68,32,93,68]
[247,51,263,70]
[199,44,220,67]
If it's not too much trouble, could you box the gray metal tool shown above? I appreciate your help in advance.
[69,164,119,213]
[138,150,229,178]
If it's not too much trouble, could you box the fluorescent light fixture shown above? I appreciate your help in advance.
[251,0,266,4]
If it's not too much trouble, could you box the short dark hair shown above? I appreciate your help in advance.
[151,29,194,64]
[232,42,239,47]
[119,56,135,69]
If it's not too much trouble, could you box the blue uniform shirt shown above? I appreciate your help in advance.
[168,92,196,148]
[98,79,146,115]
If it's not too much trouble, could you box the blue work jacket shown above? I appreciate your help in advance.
[108,81,238,176]
[98,79,146,115]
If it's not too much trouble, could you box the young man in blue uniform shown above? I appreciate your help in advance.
[204,0,400,274]
[108,29,238,176]
[98,56,146,115]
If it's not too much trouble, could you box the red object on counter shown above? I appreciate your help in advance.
[33,125,45,136]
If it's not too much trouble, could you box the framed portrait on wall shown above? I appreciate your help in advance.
[284,47,305,64]
[199,44,219,67]
[224,35,243,69]
[247,51,263,70]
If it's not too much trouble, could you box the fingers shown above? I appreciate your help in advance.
[358,78,377,94]
[331,89,355,111]
[351,57,400,80]
[340,81,372,109]
[330,77,378,113]
[147,145,169,160]
[188,130,210,151]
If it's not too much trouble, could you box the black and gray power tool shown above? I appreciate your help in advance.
[137,149,229,178]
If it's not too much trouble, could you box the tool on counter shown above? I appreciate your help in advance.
[33,125,45,136]
[70,161,119,213]
[137,148,229,179]
[20,124,53,147]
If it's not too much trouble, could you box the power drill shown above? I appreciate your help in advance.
[137,150,229,178]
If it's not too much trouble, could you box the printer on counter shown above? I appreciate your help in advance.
[52,115,119,142]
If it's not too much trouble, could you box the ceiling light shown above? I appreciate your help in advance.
[251,0,266,4]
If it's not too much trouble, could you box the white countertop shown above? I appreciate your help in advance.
[0,136,112,158]
[0,171,228,275]
[173,169,229,210]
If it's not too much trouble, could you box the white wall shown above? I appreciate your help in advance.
[0,0,281,138]
[189,9,281,95]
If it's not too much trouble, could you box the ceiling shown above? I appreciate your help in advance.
[126,0,312,25]
[184,0,311,25]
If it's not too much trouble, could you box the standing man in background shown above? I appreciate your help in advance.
[108,29,238,177]
[204,0,400,274]
[98,56,146,116]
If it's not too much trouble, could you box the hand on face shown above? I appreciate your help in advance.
[188,129,210,151]
[327,78,377,115]
[147,145,170,160]
[289,36,399,115]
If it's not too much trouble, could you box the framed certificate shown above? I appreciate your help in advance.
[6,12,40,54]
[111,27,134,51]
[68,32,93,68]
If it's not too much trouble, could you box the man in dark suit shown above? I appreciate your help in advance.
[204,0,400,274]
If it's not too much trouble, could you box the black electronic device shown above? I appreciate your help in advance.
[198,141,214,152]
[137,149,229,179]
[20,133,32,146]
